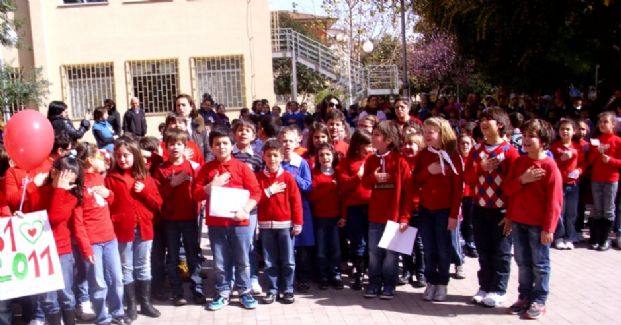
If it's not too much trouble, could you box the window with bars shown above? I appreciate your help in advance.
[61,63,115,119]
[5,68,26,115]
[126,59,178,114]
[191,55,246,108]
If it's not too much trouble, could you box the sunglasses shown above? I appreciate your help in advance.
[328,101,339,107]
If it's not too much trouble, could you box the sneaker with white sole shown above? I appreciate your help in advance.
[250,280,263,295]
[28,320,45,325]
[471,289,487,304]
[554,239,567,250]
[422,284,436,301]
[565,241,575,250]
[76,300,96,321]
[525,302,546,319]
[433,285,447,301]
[482,292,506,307]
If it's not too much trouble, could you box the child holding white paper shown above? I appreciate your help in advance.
[193,128,261,311]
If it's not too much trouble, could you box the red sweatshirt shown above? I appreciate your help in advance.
[550,140,586,185]
[413,148,463,219]
[4,158,53,212]
[587,132,621,182]
[255,169,303,229]
[154,159,199,222]
[361,151,410,224]
[503,155,563,233]
[336,156,371,207]
[82,172,117,245]
[308,169,341,218]
[46,188,92,257]
[193,157,261,227]
[105,170,162,242]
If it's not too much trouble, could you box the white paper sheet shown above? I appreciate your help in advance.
[378,220,418,255]
[209,186,250,218]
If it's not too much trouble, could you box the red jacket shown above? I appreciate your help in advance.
[83,172,117,244]
[503,156,563,233]
[361,151,410,224]
[193,157,261,227]
[4,158,53,212]
[154,159,199,222]
[46,188,92,257]
[105,170,162,242]
[308,169,341,218]
[255,169,303,229]
[413,148,463,219]
[550,140,586,185]
[333,140,349,159]
[0,192,11,217]
[336,156,371,207]
[588,132,621,182]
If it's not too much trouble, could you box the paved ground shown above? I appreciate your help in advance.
[133,232,621,325]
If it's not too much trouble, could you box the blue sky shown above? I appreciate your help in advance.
[269,0,327,15]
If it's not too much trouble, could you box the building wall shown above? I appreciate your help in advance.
[4,0,274,139]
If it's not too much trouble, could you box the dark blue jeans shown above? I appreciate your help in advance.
[72,245,90,304]
[461,196,475,248]
[367,222,399,291]
[555,183,579,242]
[260,228,295,294]
[418,208,452,285]
[512,222,551,305]
[0,300,10,325]
[473,206,512,294]
[345,205,369,258]
[150,222,167,293]
[42,253,76,315]
[451,219,464,266]
[164,220,203,297]
[402,213,424,276]
[314,217,342,279]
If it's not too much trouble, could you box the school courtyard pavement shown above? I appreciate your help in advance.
[136,239,621,325]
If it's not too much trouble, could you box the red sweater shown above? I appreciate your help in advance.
[413,148,463,219]
[333,140,349,159]
[308,169,341,218]
[193,157,261,227]
[4,158,53,212]
[255,169,303,229]
[587,132,621,182]
[461,153,474,197]
[0,192,11,216]
[361,151,410,224]
[105,170,162,242]
[336,156,371,207]
[82,172,117,245]
[154,159,199,221]
[46,188,92,257]
[503,156,563,233]
[550,140,586,185]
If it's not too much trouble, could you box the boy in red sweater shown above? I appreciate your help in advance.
[502,119,562,319]
[154,129,203,306]
[193,128,261,311]
[587,111,621,250]
[255,140,303,304]
[326,110,349,158]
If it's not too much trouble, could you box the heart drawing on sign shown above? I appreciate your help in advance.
[19,220,44,245]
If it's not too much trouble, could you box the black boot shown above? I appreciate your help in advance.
[598,219,612,251]
[61,309,76,325]
[589,219,600,250]
[138,280,161,318]
[46,313,62,325]
[124,282,138,321]
[351,256,364,291]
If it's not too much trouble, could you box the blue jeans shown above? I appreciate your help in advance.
[473,206,512,294]
[418,208,452,285]
[451,219,464,266]
[0,300,10,325]
[260,228,295,294]
[616,180,621,236]
[87,240,124,325]
[72,246,90,304]
[42,253,76,315]
[592,181,618,221]
[208,225,252,297]
[512,222,551,305]
[555,184,579,241]
[367,222,398,292]
[248,212,260,283]
[314,217,341,279]
[461,197,476,248]
[346,205,368,257]
[118,228,153,284]
[164,220,203,297]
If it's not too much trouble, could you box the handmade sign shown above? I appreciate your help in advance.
[0,210,64,300]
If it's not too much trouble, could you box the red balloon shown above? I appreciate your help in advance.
[4,109,54,171]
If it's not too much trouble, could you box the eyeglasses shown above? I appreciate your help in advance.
[328,101,339,107]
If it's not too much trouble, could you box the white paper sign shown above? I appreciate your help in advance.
[0,210,64,300]
[378,220,418,255]
[209,186,250,218]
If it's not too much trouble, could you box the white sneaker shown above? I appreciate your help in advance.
[250,280,263,295]
[472,289,487,304]
[565,241,575,250]
[28,320,45,325]
[482,292,506,307]
[422,284,436,301]
[433,285,447,301]
[554,239,567,250]
[76,300,96,321]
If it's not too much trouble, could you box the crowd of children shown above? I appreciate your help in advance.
[2,92,621,325]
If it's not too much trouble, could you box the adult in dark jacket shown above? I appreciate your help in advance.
[122,97,147,137]
[104,98,121,135]
[47,100,90,142]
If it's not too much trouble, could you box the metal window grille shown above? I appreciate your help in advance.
[61,63,115,118]
[191,55,246,108]
[126,59,178,114]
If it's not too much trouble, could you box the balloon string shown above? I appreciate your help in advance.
[19,176,30,212]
